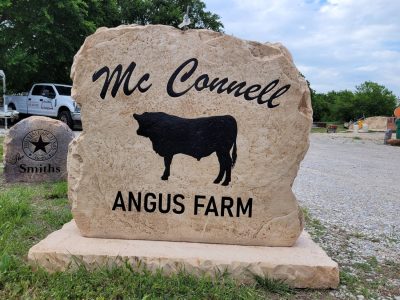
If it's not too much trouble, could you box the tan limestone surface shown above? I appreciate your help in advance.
[364,116,389,131]
[349,116,389,131]
[4,116,74,182]
[69,25,313,246]
[28,220,339,289]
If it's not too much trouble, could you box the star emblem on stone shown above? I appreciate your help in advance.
[30,135,50,153]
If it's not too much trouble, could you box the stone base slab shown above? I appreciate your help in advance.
[28,220,339,289]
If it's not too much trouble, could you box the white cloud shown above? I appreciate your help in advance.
[204,0,400,97]
[355,65,378,72]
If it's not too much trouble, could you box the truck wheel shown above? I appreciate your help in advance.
[58,110,73,129]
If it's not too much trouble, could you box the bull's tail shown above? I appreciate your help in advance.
[231,140,237,168]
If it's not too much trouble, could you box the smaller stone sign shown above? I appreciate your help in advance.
[3,116,74,183]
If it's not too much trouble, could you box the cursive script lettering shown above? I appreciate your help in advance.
[6,153,24,165]
[92,63,152,99]
[166,58,290,108]
[92,58,290,107]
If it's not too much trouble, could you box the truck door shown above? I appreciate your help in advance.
[28,85,44,115]
[39,85,57,116]
[29,85,57,116]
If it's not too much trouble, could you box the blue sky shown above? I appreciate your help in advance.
[203,0,400,97]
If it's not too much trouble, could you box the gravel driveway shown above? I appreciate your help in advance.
[294,133,400,261]
[293,133,400,298]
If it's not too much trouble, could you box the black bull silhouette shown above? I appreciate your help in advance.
[133,112,237,186]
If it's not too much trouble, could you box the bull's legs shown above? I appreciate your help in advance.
[161,155,173,180]
[213,152,225,184]
[214,151,232,186]
[221,152,232,186]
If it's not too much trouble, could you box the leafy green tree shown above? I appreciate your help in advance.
[312,93,331,122]
[0,0,120,92]
[329,90,356,122]
[0,0,223,93]
[310,81,397,122]
[353,81,397,118]
[118,0,223,31]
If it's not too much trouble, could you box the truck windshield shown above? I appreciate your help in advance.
[54,85,72,96]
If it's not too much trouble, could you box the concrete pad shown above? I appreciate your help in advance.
[28,220,339,289]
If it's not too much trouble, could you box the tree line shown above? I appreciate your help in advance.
[0,0,223,93]
[1,1,397,122]
[310,81,398,122]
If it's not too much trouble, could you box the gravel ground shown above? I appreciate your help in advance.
[294,133,400,261]
[294,132,400,299]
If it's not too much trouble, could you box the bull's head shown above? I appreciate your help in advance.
[133,112,159,137]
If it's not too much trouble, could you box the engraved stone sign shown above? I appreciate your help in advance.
[69,25,313,246]
[4,116,74,183]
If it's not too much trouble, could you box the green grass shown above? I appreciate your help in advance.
[254,275,294,296]
[0,182,72,258]
[301,207,326,239]
[339,262,397,299]
[0,136,4,158]
[0,178,276,299]
[0,181,272,299]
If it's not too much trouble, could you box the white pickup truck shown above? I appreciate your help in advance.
[5,83,80,128]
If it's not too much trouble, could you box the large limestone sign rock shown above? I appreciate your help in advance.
[4,116,74,183]
[69,25,313,246]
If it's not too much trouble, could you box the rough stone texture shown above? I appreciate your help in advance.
[3,116,74,182]
[69,25,312,246]
[28,220,339,289]
[349,116,390,131]
[364,116,390,131]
